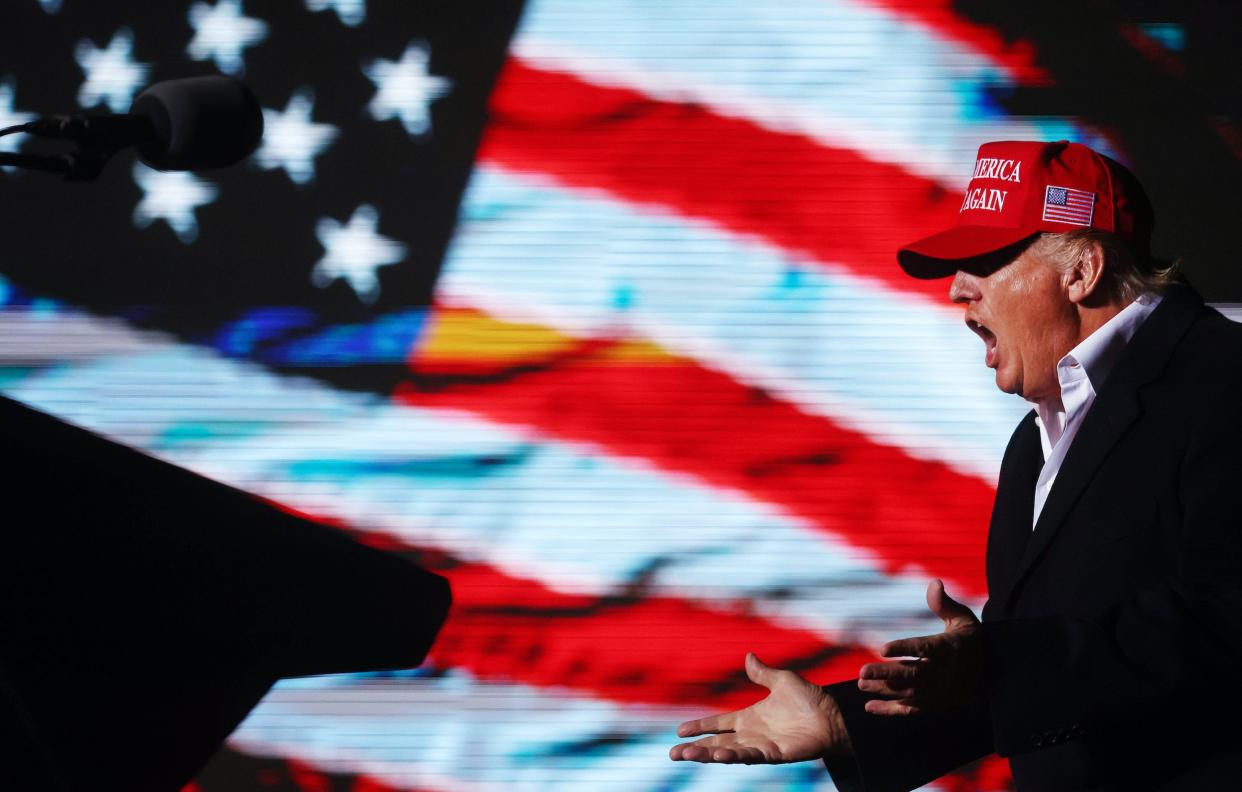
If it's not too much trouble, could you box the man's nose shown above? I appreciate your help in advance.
[948,271,977,303]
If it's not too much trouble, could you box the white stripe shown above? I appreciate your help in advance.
[230,673,839,791]
[1,313,962,645]
[440,165,1030,483]
[511,0,1107,187]
[0,309,174,362]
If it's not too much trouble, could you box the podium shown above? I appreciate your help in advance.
[0,395,450,791]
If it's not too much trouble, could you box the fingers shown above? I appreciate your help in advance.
[858,658,919,696]
[670,742,710,761]
[676,711,736,738]
[669,736,768,764]
[926,578,979,628]
[677,653,766,743]
[880,635,935,659]
[857,678,915,696]
[864,698,921,717]
[705,746,767,764]
[925,578,945,615]
[859,658,921,680]
[744,652,773,688]
[678,653,768,738]
[875,580,978,663]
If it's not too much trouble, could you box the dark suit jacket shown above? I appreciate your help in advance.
[824,284,1242,791]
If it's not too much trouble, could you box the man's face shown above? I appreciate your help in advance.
[949,246,1076,403]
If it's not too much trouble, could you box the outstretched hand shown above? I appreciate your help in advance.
[858,579,982,716]
[668,652,852,764]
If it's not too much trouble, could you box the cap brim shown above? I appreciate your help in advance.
[898,226,1039,279]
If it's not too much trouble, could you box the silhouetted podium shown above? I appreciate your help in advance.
[0,394,451,791]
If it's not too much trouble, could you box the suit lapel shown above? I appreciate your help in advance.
[1010,384,1142,587]
[1000,284,1206,608]
[984,413,1041,617]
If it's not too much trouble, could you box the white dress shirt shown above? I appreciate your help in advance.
[1031,293,1162,527]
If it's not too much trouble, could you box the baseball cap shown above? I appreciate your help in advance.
[898,140,1154,278]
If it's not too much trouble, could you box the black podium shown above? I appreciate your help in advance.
[0,394,451,791]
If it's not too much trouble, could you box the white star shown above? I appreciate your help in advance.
[255,89,339,185]
[132,164,219,244]
[39,0,63,13]
[305,0,365,27]
[364,42,452,137]
[187,0,268,77]
[312,204,406,303]
[0,79,35,155]
[75,28,150,113]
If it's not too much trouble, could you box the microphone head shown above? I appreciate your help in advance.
[129,76,264,171]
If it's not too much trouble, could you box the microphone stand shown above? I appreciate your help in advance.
[0,150,73,176]
[0,125,69,175]
[0,117,152,180]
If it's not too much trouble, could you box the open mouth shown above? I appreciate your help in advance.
[966,319,998,368]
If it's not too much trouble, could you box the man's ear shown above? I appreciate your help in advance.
[1064,241,1106,305]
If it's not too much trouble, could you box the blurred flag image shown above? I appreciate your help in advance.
[1,1,1237,790]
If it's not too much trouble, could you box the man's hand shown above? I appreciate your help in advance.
[668,652,852,764]
[858,579,982,716]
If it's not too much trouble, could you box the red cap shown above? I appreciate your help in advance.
[898,140,1153,278]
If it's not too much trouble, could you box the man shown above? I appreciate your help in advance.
[668,140,1242,790]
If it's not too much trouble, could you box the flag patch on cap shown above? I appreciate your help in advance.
[1042,185,1095,226]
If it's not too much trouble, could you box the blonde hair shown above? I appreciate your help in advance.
[1029,230,1178,302]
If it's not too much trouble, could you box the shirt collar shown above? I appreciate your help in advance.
[1059,292,1162,395]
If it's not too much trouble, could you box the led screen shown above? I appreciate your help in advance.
[1,1,1240,790]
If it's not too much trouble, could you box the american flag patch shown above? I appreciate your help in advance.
[1043,185,1096,226]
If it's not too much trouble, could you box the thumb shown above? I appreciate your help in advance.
[926,579,978,629]
[745,652,775,688]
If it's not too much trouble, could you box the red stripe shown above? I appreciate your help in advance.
[481,59,964,303]
[862,0,1049,86]
[221,523,1010,787]
[329,528,1011,788]
[948,754,1018,792]
[310,525,878,710]
[403,316,994,600]
[432,558,878,711]
[421,544,1008,787]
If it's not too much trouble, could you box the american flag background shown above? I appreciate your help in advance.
[1,1,1240,790]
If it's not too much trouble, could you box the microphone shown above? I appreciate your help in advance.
[7,75,264,179]
[130,75,264,170]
